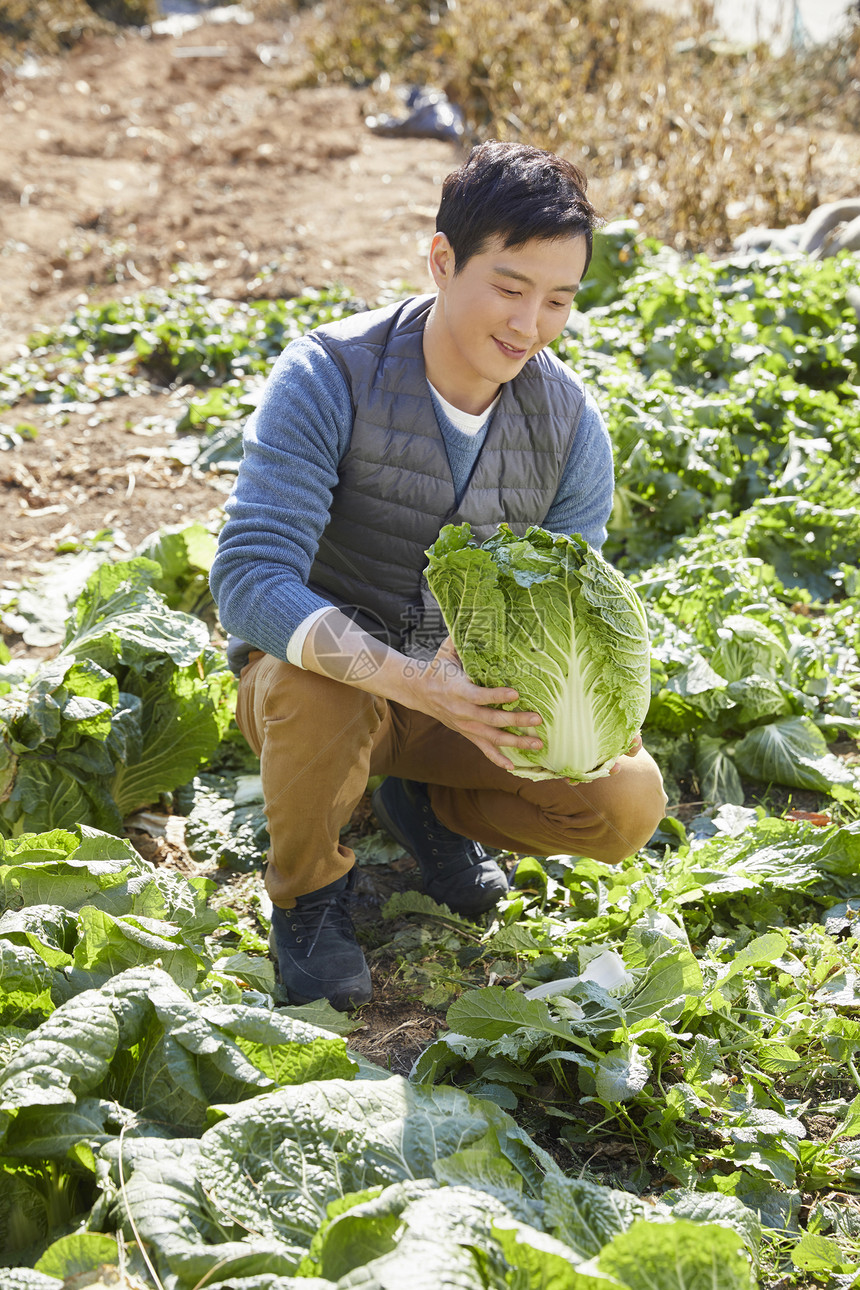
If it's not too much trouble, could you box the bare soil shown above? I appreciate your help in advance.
[0,6,458,573]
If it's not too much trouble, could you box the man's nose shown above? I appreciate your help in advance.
[508,298,540,338]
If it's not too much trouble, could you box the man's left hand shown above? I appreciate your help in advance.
[608,732,643,775]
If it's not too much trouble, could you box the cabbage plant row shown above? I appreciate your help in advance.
[0,239,858,1284]
[0,825,771,1289]
[1,805,859,1283]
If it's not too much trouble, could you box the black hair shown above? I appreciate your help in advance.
[436,141,600,276]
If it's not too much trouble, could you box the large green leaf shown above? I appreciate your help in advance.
[710,615,788,683]
[34,1232,119,1281]
[493,1219,612,1288]
[108,970,354,1133]
[713,933,789,990]
[724,675,791,726]
[70,908,202,991]
[0,1097,125,1161]
[308,1183,538,1288]
[544,1175,652,1261]
[136,522,218,616]
[447,987,600,1055]
[617,947,703,1026]
[63,558,209,673]
[305,1181,424,1283]
[111,651,234,816]
[0,941,55,1026]
[659,1191,760,1255]
[0,828,219,936]
[0,905,75,969]
[0,759,121,837]
[694,736,745,807]
[0,989,119,1121]
[733,715,860,798]
[115,1076,554,1288]
[1,557,234,836]
[595,1043,651,1103]
[0,829,147,914]
[0,964,354,1150]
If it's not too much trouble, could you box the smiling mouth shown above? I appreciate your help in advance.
[494,337,528,359]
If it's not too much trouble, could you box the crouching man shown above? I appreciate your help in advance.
[210,141,667,1010]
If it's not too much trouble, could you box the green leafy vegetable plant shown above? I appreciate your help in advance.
[1,231,859,1287]
[426,522,651,782]
[0,559,234,837]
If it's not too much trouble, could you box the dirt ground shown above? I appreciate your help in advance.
[0,5,461,573]
[0,9,460,345]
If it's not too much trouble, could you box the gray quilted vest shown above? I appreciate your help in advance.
[308,294,586,651]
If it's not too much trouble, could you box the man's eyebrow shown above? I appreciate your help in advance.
[492,265,579,293]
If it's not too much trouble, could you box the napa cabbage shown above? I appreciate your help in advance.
[425,523,651,782]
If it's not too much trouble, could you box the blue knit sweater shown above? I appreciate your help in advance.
[210,330,614,662]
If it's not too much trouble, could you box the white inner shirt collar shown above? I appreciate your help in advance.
[428,380,501,436]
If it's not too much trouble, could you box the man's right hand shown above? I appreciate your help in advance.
[404,636,544,772]
[302,613,543,773]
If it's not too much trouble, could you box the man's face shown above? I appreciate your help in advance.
[424,231,588,414]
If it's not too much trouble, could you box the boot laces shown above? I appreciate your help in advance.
[291,888,357,957]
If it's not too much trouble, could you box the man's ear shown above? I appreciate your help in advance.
[428,232,456,290]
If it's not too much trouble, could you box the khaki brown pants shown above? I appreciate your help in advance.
[236,651,668,908]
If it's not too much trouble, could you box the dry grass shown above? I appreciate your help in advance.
[0,0,159,63]
[3,0,858,252]
[308,0,860,251]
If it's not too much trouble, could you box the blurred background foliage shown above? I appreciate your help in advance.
[307,0,860,250]
[1,0,859,252]
[0,0,159,55]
